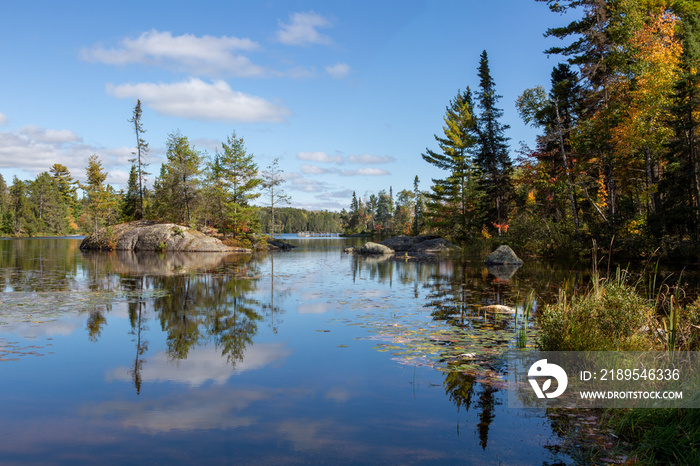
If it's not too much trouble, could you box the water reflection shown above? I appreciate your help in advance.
[77,249,286,395]
[2,238,580,464]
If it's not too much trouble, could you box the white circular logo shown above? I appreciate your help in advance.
[528,359,568,399]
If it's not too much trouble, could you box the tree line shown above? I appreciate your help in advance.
[0,100,340,242]
[344,1,700,260]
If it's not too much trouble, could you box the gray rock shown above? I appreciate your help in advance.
[380,235,440,252]
[356,241,394,255]
[484,245,523,265]
[80,221,250,252]
[379,235,460,255]
[267,240,296,251]
[408,238,460,254]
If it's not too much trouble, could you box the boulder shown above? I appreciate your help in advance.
[267,239,296,251]
[407,238,460,255]
[356,242,394,255]
[380,235,440,252]
[379,235,460,256]
[80,221,250,253]
[484,245,523,265]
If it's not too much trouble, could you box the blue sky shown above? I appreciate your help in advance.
[0,0,574,211]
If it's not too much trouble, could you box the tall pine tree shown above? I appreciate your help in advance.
[128,99,149,220]
[474,51,512,231]
[422,87,481,240]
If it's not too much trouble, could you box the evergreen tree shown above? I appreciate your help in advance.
[121,165,139,221]
[29,172,69,234]
[663,9,700,236]
[412,176,425,235]
[516,64,583,239]
[9,176,36,236]
[155,131,202,224]
[474,51,512,230]
[216,131,262,238]
[261,158,290,235]
[128,99,149,219]
[422,87,481,240]
[375,189,394,234]
[0,173,9,233]
[82,154,109,236]
[49,163,78,231]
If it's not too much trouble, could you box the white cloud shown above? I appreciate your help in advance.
[107,79,290,123]
[297,151,342,163]
[0,112,7,125]
[19,125,81,144]
[316,189,354,199]
[285,172,331,193]
[82,30,265,77]
[347,154,395,164]
[0,126,134,186]
[325,63,350,79]
[342,168,390,176]
[301,164,334,175]
[277,12,333,46]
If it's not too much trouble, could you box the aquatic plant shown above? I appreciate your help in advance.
[537,277,654,352]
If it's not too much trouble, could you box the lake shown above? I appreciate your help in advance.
[0,235,586,465]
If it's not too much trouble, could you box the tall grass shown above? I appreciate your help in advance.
[537,273,654,351]
[515,290,534,349]
[536,254,700,463]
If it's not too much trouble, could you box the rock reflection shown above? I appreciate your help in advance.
[485,263,522,282]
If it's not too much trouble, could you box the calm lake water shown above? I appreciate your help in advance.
[0,236,593,465]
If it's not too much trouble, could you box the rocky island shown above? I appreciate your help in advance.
[79,220,251,253]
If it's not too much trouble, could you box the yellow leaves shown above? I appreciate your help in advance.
[597,173,608,212]
[611,10,681,161]
[526,191,537,205]
[481,225,491,239]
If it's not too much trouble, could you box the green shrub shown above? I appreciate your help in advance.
[538,281,654,351]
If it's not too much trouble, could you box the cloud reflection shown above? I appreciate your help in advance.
[106,342,292,387]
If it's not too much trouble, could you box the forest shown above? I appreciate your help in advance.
[342,0,700,261]
[0,100,341,243]
[4,1,700,261]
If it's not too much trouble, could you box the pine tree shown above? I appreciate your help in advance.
[216,132,262,239]
[474,51,512,230]
[412,176,425,235]
[261,158,290,235]
[128,99,149,219]
[49,163,78,231]
[0,174,8,233]
[121,164,139,221]
[29,172,69,234]
[156,132,202,224]
[422,87,481,240]
[9,176,36,236]
[82,154,109,236]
